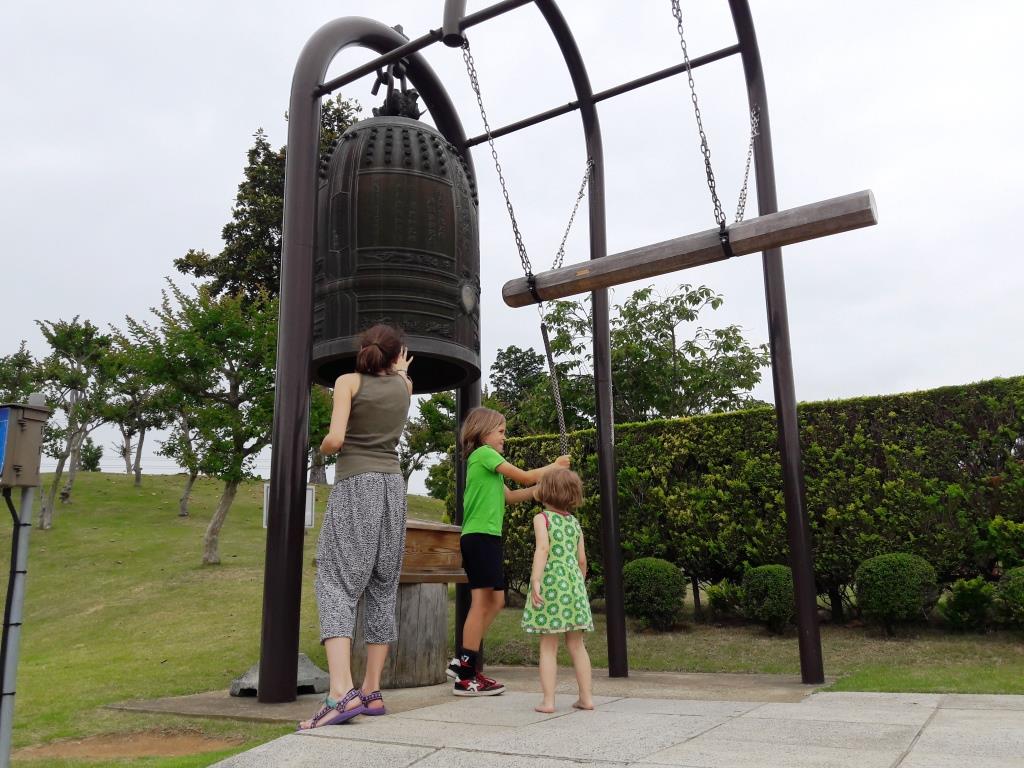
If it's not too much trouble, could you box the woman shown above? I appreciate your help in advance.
[300,324,413,729]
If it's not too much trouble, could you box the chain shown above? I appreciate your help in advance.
[671,0,725,229]
[553,158,593,271]
[461,40,533,279]
[735,106,760,223]
[540,322,570,456]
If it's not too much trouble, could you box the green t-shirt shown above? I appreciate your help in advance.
[462,445,506,537]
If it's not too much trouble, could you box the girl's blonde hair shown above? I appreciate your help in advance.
[537,467,583,512]
[460,406,505,457]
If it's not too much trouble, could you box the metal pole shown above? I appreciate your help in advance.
[533,0,627,677]
[728,0,824,684]
[453,383,480,656]
[0,486,36,766]
[261,16,476,703]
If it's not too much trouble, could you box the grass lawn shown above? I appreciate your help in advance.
[2,472,1022,766]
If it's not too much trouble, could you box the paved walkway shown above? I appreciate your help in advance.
[185,668,1024,767]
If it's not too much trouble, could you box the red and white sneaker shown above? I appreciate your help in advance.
[453,673,505,696]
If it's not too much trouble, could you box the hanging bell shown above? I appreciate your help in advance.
[312,95,481,394]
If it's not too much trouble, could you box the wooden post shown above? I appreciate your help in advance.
[502,190,876,307]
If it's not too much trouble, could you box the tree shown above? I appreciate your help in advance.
[174,96,360,299]
[103,331,170,487]
[35,317,112,527]
[307,384,334,485]
[400,391,457,485]
[79,437,103,471]
[544,284,770,423]
[132,281,277,563]
[0,342,40,402]
[158,406,202,517]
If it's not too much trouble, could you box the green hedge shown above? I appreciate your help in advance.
[497,376,1024,596]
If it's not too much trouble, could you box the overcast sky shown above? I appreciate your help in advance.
[4,1,1022,490]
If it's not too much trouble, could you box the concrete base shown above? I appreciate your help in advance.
[111,666,824,723]
[228,653,328,697]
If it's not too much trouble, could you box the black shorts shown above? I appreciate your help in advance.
[460,533,506,590]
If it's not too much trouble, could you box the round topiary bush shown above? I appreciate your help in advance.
[995,566,1024,627]
[854,553,938,633]
[741,565,794,633]
[622,557,686,630]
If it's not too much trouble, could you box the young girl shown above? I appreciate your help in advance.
[521,467,594,713]
[449,406,570,696]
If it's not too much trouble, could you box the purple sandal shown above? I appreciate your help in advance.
[360,689,387,716]
[297,688,365,730]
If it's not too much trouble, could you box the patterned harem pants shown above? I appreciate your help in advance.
[315,472,407,644]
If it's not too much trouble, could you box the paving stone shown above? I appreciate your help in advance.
[210,734,433,767]
[639,738,900,768]
[455,709,722,763]
[415,749,622,768]
[296,714,513,748]
[939,693,1024,711]
[598,697,760,718]
[898,752,1024,768]
[396,691,615,727]
[910,708,1024,760]
[806,691,943,708]
[707,715,918,752]
[747,700,934,726]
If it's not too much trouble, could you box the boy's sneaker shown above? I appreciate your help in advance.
[445,657,461,680]
[453,673,505,696]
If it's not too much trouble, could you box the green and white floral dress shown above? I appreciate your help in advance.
[521,510,593,634]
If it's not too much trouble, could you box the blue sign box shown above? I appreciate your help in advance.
[0,406,9,477]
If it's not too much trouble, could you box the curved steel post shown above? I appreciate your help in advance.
[531,0,627,677]
[261,16,478,703]
[728,0,824,684]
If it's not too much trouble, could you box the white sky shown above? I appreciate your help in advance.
[4,1,1023,491]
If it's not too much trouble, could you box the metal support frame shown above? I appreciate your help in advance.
[264,0,828,699]
[260,17,478,704]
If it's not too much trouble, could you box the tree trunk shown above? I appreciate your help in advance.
[179,471,198,517]
[40,451,70,529]
[690,574,703,620]
[133,428,146,487]
[309,450,327,485]
[119,427,133,474]
[202,479,239,565]
[60,430,85,504]
[828,585,846,624]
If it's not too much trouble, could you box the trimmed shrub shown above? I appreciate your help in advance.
[623,557,686,630]
[994,566,1024,627]
[741,565,794,633]
[705,579,745,621]
[855,553,938,633]
[939,577,994,632]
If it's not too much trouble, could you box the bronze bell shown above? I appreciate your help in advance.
[312,108,481,394]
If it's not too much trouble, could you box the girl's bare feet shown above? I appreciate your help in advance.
[572,699,595,710]
[534,702,556,713]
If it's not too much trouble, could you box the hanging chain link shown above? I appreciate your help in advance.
[553,158,594,271]
[671,0,726,229]
[462,36,587,454]
[540,322,570,456]
[462,39,534,279]
[735,106,760,223]
[670,0,760,229]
